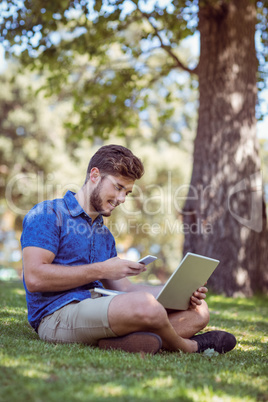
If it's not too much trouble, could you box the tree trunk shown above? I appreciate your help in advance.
[183,0,268,296]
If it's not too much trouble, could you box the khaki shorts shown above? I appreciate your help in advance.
[38,295,117,345]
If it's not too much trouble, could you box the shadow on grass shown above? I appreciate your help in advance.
[1,281,268,402]
[1,352,267,402]
[206,293,268,309]
[208,315,268,334]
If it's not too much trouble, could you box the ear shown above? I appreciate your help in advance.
[90,167,101,184]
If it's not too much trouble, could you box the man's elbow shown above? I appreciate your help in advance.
[24,274,41,293]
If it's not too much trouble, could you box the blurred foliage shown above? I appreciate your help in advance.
[0,65,84,272]
[0,61,197,279]
[0,0,267,139]
[0,0,203,140]
[0,0,267,284]
[0,66,84,224]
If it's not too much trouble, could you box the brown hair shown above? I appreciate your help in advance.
[85,144,144,182]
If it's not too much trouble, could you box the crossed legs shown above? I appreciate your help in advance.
[37,292,235,354]
[107,291,210,353]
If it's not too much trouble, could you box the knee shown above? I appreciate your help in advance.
[132,292,168,329]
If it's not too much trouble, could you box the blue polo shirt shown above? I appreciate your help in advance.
[21,190,117,331]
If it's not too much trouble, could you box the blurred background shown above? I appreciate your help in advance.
[0,0,267,292]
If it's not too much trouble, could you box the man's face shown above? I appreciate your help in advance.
[90,174,135,217]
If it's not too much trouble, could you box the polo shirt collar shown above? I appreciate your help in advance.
[63,190,104,225]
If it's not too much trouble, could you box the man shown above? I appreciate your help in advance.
[21,144,236,354]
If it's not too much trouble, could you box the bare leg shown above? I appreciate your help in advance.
[167,300,210,339]
[107,291,201,353]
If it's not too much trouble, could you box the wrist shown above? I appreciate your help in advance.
[86,261,104,282]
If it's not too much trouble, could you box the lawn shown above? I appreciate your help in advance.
[0,280,267,402]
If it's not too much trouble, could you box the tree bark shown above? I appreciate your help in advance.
[183,0,268,296]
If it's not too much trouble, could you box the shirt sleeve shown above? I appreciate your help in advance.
[110,237,117,258]
[20,201,61,255]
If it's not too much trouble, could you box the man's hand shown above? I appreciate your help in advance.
[190,286,208,308]
[23,248,146,293]
[100,257,147,281]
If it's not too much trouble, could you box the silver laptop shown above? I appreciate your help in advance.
[155,252,219,310]
[93,252,219,310]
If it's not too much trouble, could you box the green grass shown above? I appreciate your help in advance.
[0,281,267,402]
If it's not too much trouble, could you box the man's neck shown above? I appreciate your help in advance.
[74,187,99,222]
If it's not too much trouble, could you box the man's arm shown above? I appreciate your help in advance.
[23,246,147,293]
[103,277,208,308]
[102,277,162,297]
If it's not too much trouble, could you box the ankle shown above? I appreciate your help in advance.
[184,339,199,353]
[174,338,199,353]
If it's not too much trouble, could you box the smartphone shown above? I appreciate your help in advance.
[138,255,157,265]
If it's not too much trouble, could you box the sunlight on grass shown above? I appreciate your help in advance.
[12,288,25,296]
[1,357,21,368]
[21,369,49,380]
[186,387,250,402]
[93,383,124,397]
[1,357,50,380]
[1,282,268,402]
[2,308,27,317]
[145,375,174,388]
